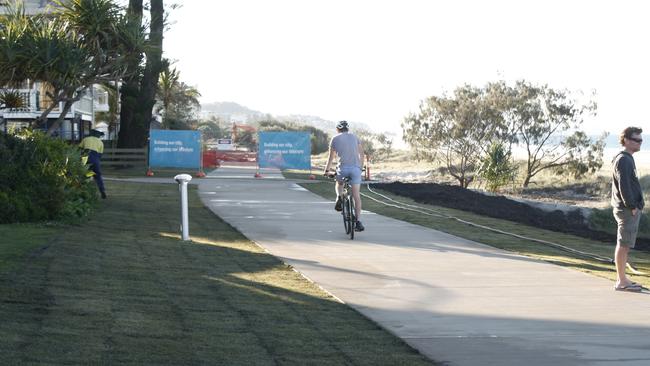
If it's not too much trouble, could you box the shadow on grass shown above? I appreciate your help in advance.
[0,181,435,365]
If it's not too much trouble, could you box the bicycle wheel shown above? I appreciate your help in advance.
[348,195,355,240]
[342,197,352,234]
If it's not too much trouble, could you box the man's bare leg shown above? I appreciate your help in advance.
[615,243,633,287]
[351,184,362,220]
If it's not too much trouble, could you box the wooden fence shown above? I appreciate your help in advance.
[102,147,147,167]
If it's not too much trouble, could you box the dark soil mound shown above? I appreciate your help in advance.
[373,182,650,251]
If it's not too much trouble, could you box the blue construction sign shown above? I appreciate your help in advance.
[258,132,311,170]
[149,130,202,169]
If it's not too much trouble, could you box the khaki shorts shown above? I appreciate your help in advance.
[613,208,642,248]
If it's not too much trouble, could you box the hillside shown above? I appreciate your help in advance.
[200,101,372,133]
[201,101,263,116]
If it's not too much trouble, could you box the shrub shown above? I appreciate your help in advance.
[258,120,330,154]
[478,142,518,192]
[0,130,97,223]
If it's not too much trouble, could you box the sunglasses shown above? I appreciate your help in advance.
[628,137,643,143]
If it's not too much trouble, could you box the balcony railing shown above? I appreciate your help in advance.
[75,95,93,114]
[2,86,109,117]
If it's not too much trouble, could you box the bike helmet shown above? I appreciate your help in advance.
[336,120,349,130]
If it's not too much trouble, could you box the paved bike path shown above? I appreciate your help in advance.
[198,165,650,366]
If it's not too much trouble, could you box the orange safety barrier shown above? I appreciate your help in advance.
[202,150,220,168]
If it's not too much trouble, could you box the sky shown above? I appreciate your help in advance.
[164,0,650,142]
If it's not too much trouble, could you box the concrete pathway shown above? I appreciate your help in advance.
[198,165,650,366]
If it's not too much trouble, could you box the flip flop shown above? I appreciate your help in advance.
[614,284,643,292]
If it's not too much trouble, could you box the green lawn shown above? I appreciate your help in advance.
[0,223,59,273]
[284,171,650,289]
[102,165,202,178]
[0,180,435,365]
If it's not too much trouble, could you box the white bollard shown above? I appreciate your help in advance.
[174,174,193,241]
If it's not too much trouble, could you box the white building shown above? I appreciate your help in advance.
[2,0,57,14]
[0,81,110,139]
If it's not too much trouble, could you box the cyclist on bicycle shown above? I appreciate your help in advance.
[323,120,365,232]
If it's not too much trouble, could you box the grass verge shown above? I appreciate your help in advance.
[284,171,650,289]
[0,224,59,273]
[0,180,435,365]
[102,165,209,178]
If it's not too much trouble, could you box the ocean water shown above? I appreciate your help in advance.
[509,146,650,171]
[604,148,650,170]
[602,134,650,168]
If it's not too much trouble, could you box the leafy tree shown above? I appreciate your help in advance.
[355,129,393,164]
[554,131,607,179]
[258,120,287,132]
[403,80,606,188]
[402,85,498,188]
[509,81,603,187]
[478,141,518,192]
[258,120,330,154]
[197,119,223,141]
[375,132,394,161]
[234,129,256,151]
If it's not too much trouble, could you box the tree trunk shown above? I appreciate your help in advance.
[45,87,88,137]
[117,0,164,148]
[117,0,144,148]
[136,0,163,141]
[117,81,142,147]
[32,89,66,130]
[45,99,74,137]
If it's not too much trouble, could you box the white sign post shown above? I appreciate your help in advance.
[174,174,193,241]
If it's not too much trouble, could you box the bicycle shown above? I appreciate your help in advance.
[325,170,357,240]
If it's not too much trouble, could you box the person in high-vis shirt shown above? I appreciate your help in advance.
[80,129,107,199]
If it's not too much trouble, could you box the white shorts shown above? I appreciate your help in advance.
[336,166,362,185]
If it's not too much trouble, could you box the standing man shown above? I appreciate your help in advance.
[324,120,365,232]
[80,129,107,199]
[611,127,644,291]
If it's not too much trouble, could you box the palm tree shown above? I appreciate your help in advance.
[0,90,26,109]
[157,63,180,118]
[156,63,201,130]
[0,0,146,134]
[0,5,91,128]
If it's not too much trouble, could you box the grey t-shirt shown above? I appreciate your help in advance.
[330,132,361,168]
